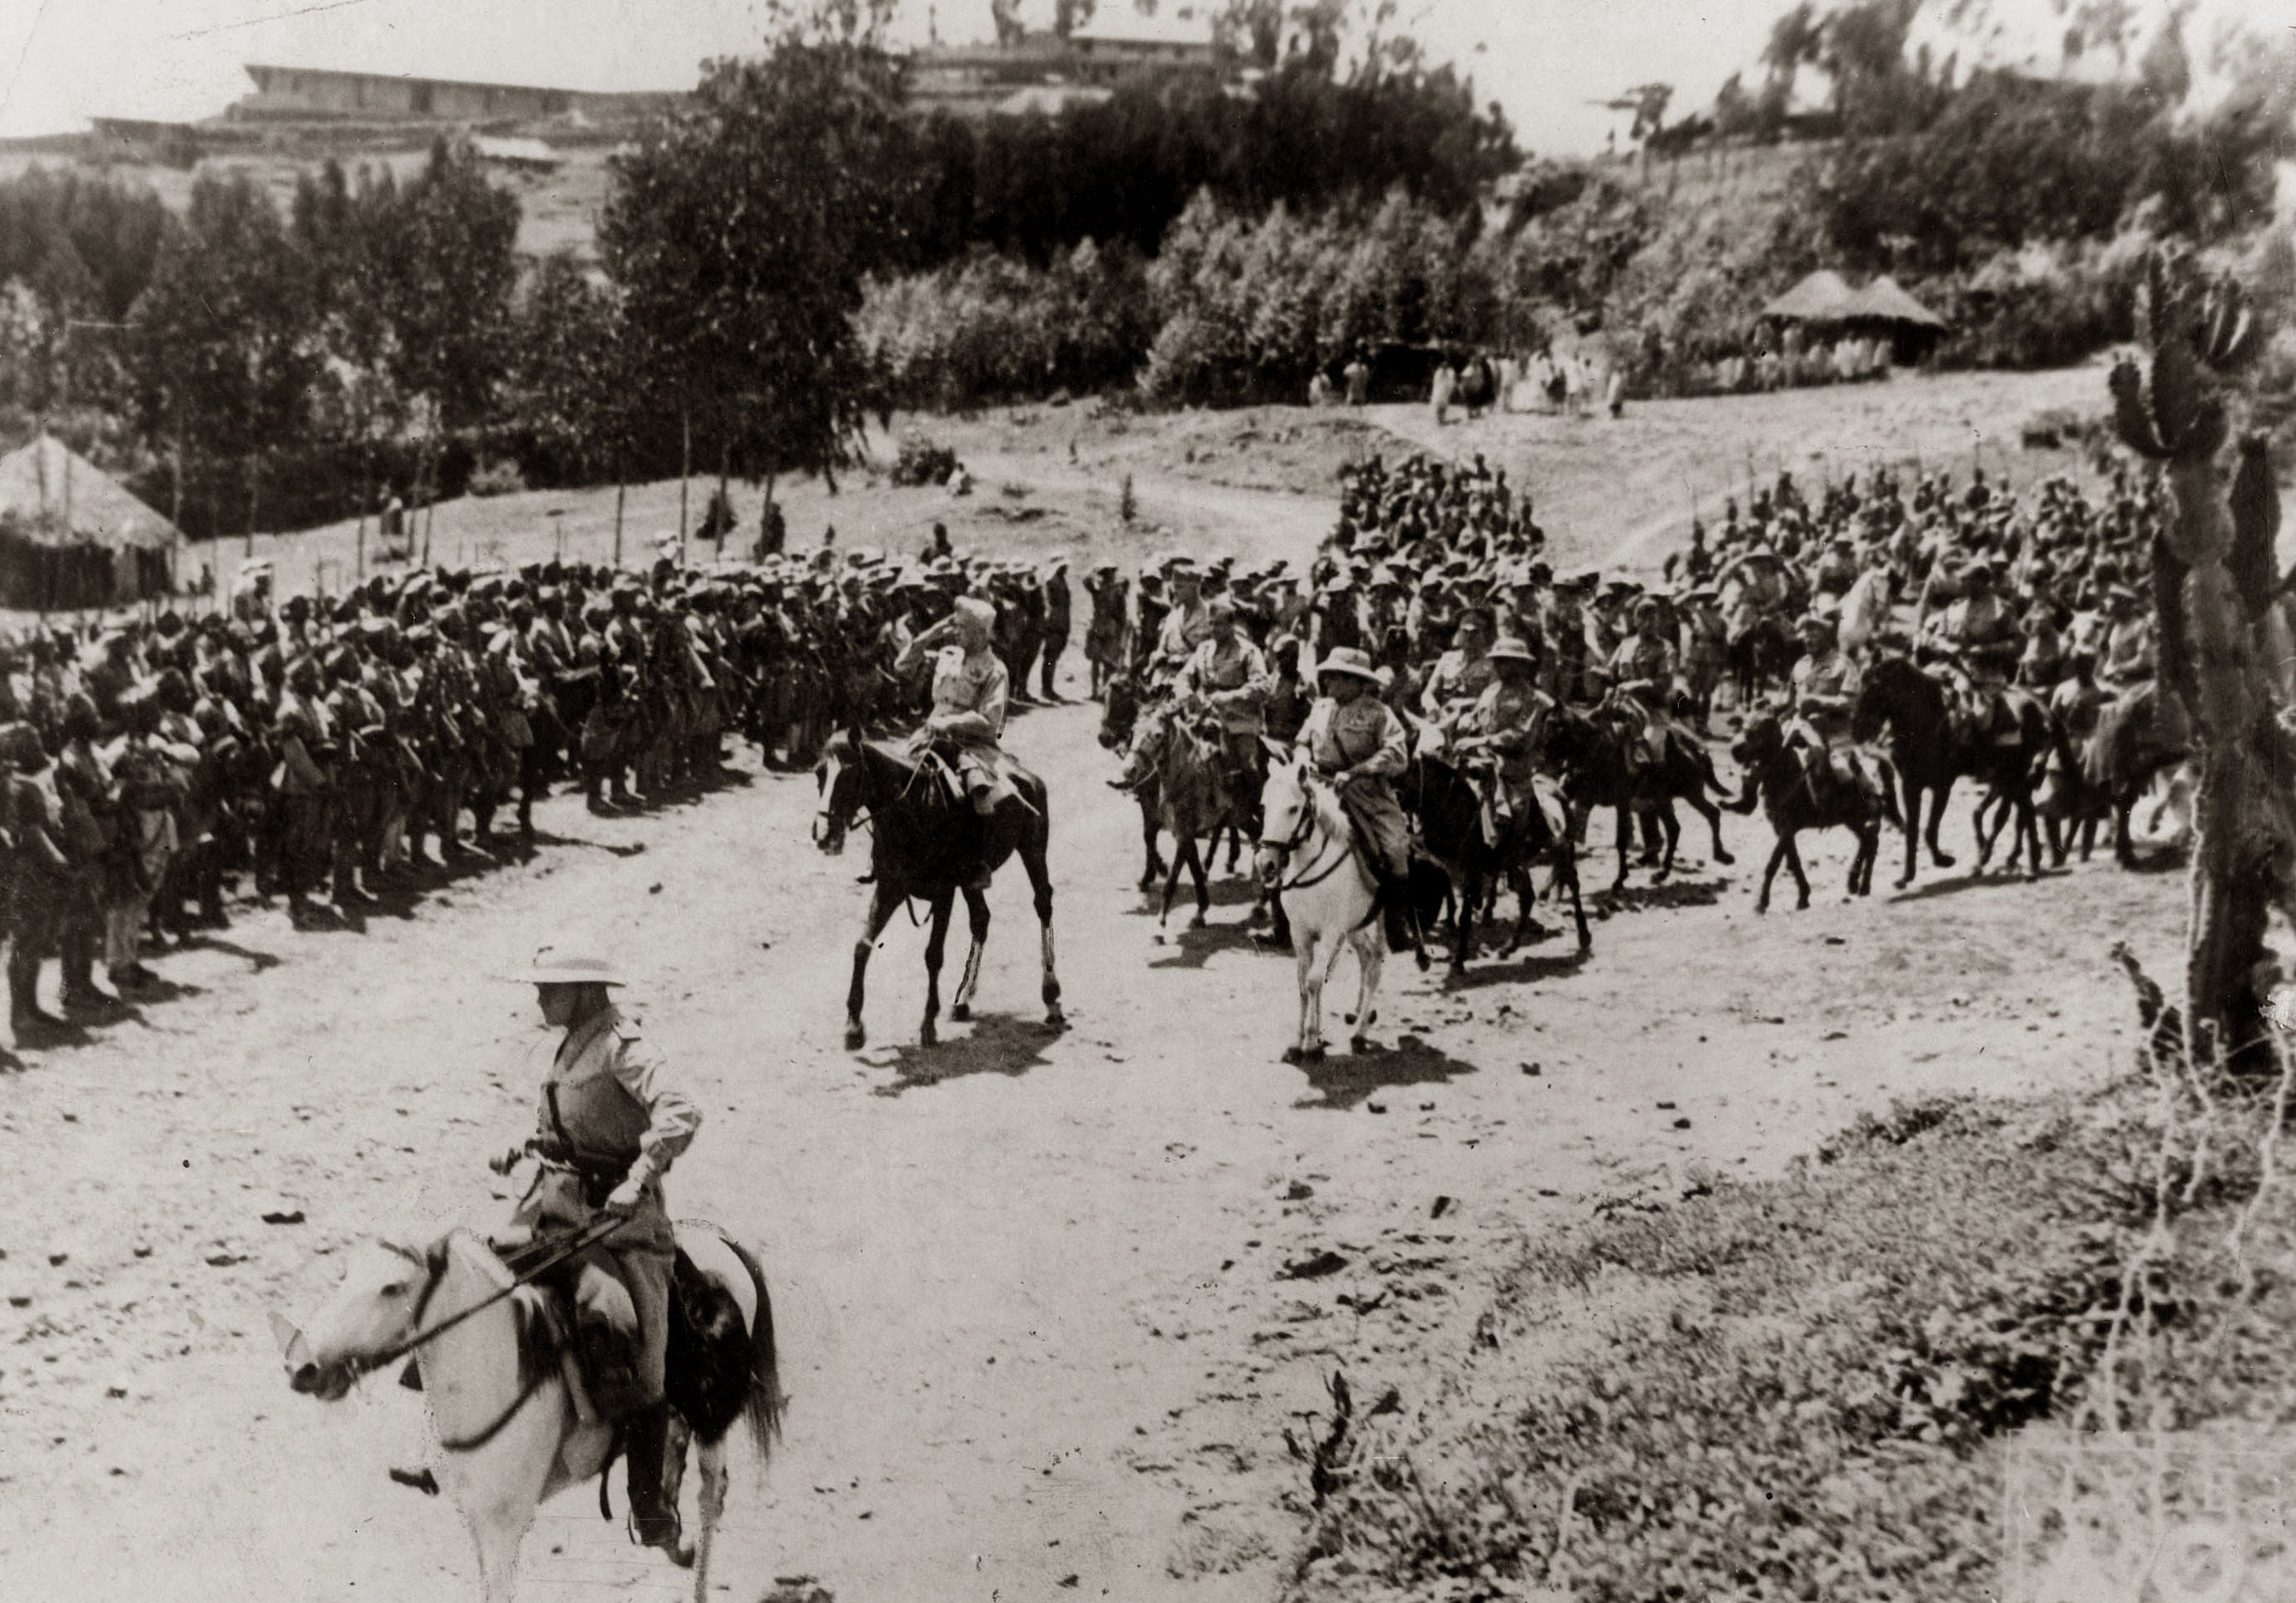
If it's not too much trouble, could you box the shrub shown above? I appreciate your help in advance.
[858,239,1154,412]
[1288,1092,2150,1602]
[889,435,959,487]
[465,455,526,497]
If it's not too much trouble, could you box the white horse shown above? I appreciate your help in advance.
[280,1222,782,1603]
[1255,748,1384,1063]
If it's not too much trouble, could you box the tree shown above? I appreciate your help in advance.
[508,253,635,482]
[2109,249,2288,1070]
[132,171,319,545]
[599,3,916,496]
[381,137,520,434]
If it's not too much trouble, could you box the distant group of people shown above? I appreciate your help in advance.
[1301,347,1626,423]
[1705,323,1895,396]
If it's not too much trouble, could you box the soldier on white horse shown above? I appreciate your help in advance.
[502,939,700,1556]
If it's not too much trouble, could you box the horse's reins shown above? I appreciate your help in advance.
[353,1217,628,1451]
[1260,779,1361,894]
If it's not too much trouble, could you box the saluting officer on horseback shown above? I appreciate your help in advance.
[501,941,699,1558]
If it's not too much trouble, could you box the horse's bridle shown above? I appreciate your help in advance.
[1259,777,1357,894]
[343,1221,621,1453]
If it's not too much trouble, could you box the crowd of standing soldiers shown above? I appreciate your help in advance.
[0,536,1076,1042]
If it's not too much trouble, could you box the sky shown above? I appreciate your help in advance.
[0,0,2268,153]
[0,0,1799,151]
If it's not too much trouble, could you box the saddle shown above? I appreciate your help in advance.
[403,1228,748,1437]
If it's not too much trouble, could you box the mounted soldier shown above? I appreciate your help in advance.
[1292,646,1415,951]
[499,941,700,1559]
[1176,596,1272,802]
[1783,606,1871,811]
[894,595,1014,888]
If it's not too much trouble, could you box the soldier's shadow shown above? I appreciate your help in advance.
[175,933,284,972]
[873,1010,1056,1097]
[529,831,649,860]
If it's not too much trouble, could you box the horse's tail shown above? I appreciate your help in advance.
[723,1236,786,1461]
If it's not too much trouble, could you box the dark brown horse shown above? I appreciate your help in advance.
[1852,655,2051,884]
[1543,702,1735,892]
[1728,615,1800,708]
[1117,702,1251,928]
[1729,714,1901,912]
[812,729,1062,1050]
[1407,747,1589,971]
[1098,671,1168,892]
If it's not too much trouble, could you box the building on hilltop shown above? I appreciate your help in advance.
[905,6,1223,119]
[1067,6,1218,79]
[228,65,683,127]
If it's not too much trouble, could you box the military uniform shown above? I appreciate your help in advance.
[1294,691,1410,878]
[511,1005,699,1409]
[904,639,1011,808]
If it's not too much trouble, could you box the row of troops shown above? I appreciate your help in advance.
[1095,449,2187,895]
[0,548,1078,1040]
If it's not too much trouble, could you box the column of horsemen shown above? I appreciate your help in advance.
[1099,446,2187,943]
[0,445,2189,1042]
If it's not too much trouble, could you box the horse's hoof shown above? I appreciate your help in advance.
[920,1024,937,1049]
[950,1003,971,1023]
[1795,896,1811,911]
[1303,1044,1328,1063]
[1893,876,1913,890]
[1282,1045,1305,1065]
[1713,849,1734,866]
[1349,1034,1372,1054]
[1753,900,1769,915]
[1934,852,1958,869]
[844,1023,865,1051]
[1044,1008,1067,1032]
[1189,912,1207,930]
[1413,950,1432,972]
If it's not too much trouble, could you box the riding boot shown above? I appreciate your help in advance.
[621,1400,690,1561]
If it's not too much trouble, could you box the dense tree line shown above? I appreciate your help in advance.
[894,57,1517,267]
[2,0,2290,543]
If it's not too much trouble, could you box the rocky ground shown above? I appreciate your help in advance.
[0,364,2202,1601]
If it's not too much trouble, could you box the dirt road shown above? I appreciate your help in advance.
[0,367,2193,1601]
[0,676,2180,1602]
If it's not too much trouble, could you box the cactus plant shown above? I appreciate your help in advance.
[2110,248,2292,1069]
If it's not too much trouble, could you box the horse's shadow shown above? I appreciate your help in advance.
[1887,866,2050,904]
[1440,945,1593,992]
[873,1010,1058,1097]
[1599,876,1728,915]
[1147,917,1270,971]
[1291,1032,1480,1111]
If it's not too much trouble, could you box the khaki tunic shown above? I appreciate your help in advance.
[1295,694,1410,876]
[510,1006,699,1398]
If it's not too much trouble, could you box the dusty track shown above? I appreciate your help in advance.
[0,367,2195,1601]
